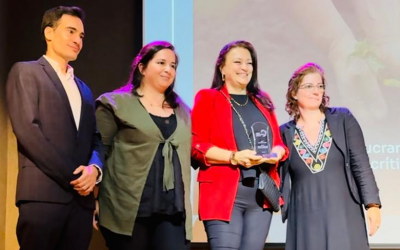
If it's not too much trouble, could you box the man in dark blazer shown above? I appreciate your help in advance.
[6,6,103,250]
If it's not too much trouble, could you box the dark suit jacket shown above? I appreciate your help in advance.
[6,56,103,209]
[279,107,381,222]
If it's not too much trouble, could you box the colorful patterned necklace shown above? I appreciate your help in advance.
[293,120,333,174]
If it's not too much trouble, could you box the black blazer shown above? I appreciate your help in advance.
[6,56,103,209]
[279,107,380,222]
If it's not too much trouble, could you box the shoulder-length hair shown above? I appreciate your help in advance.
[211,40,274,111]
[119,41,182,108]
[285,62,330,120]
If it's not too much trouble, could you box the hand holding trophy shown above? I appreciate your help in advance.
[251,122,283,164]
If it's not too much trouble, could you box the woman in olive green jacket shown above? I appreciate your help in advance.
[95,41,192,250]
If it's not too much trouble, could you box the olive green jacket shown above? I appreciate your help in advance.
[95,91,192,240]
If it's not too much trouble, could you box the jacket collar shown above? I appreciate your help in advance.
[283,107,346,159]
[216,85,238,151]
[325,107,346,158]
[38,56,81,132]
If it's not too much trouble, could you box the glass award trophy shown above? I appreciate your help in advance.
[251,122,277,158]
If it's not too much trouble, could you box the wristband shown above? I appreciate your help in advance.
[366,203,381,210]
[229,151,238,165]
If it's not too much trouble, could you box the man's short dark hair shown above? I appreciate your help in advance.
[41,6,85,40]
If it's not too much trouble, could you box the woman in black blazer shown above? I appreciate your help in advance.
[279,62,381,250]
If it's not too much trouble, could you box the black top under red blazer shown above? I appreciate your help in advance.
[192,85,289,221]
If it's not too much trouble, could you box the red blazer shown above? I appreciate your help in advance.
[191,85,288,221]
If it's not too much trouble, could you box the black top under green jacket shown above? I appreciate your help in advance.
[95,90,192,240]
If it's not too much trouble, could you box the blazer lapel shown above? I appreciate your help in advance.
[280,121,295,222]
[252,97,272,126]
[325,108,346,158]
[282,121,295,175]
[75,78,86,133]
[38,57,76,130]
[216,86,237,151]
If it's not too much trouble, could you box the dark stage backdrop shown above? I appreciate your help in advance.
[0,0,9,248]
[3,0,143,98]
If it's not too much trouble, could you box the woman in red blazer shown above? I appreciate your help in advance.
[191,40,288,250]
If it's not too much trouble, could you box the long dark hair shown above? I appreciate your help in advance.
[285,62,330,120]
[119,41,181,108]
[211,40,274,111]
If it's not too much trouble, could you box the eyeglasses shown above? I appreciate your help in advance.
[298,84,325,92]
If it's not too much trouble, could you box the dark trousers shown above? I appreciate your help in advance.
[17,200,93,250]
[100,213,190,250]
[204,179,273,250]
